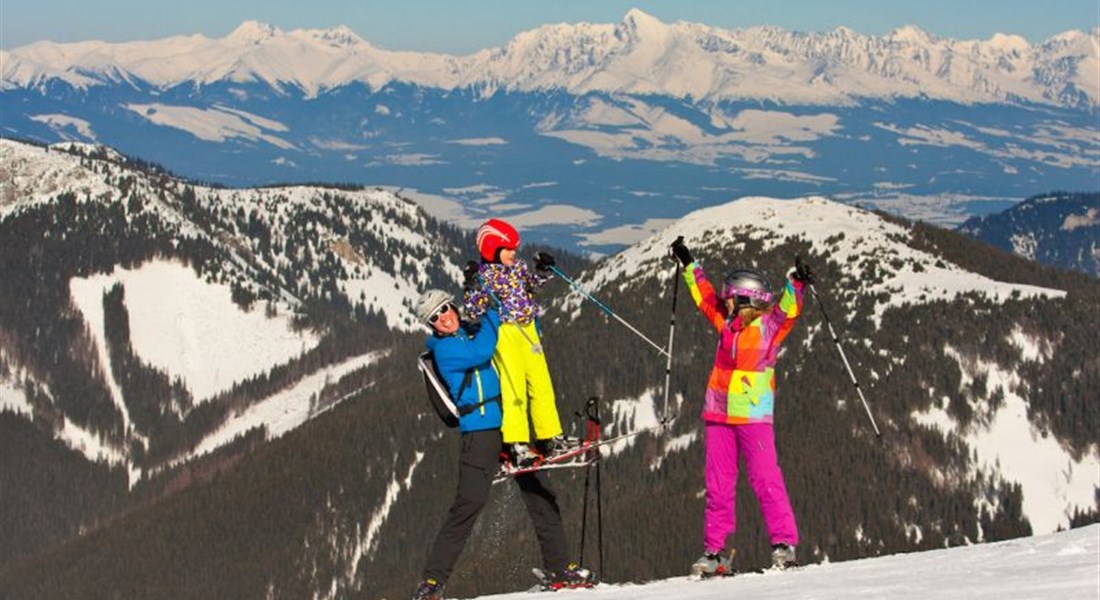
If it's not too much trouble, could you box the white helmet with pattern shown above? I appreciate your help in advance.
[720,269,772,309]
[415,289,454,324]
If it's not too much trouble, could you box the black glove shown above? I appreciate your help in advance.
[793,256,816,284]
[463,260,480,289]
[533,251,555,272]
[670,236,693,267]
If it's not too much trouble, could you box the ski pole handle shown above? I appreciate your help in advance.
[585,396,601,424]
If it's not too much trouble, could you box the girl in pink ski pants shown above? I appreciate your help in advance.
[704,423,798,551]
[675,242,805,554]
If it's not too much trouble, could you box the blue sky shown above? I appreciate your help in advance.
[2,0,1096,51]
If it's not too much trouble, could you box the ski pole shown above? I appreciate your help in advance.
[546,264,671,359]
[476,274,543,354]
[660,253,681,424]
[592,399,604,580]
[800,260,881,437]
[578,397,601,569]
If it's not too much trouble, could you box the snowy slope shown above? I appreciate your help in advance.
[475,524,1099,600]
[0,21,460,98]
[2,11,1095,107]
[913,353,1099,534]
[70,260,319,404]
[0,138,462,330]
[567,196,1066,325]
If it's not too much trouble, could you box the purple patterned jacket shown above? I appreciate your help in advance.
[463,259,549,324]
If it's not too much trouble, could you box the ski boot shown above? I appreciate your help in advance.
[536,434,582,458]
[542,562,597,590]
[770,543,797,570]
[508,442,542,469]
[411,577,444,600]
[691,550,734,578]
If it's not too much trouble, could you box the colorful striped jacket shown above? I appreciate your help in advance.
[464,259,549,324]
[683,262,804,424]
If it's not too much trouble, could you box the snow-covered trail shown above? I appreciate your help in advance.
[473,524,1099,600]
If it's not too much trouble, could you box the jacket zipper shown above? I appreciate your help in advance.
[474,369,485,416]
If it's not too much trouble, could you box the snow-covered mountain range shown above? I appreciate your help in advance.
[2,10,1097,251]
[4,10,1096,107]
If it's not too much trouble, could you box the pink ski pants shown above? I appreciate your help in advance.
[703,422,799,552]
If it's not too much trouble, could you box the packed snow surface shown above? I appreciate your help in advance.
[474,524,1100,600]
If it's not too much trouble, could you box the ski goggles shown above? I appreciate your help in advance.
[722,287,772,304]
[428,303,457,324]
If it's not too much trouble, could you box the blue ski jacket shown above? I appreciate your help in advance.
[425,309,503,432]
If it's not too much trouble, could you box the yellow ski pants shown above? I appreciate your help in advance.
[493,321,563,443]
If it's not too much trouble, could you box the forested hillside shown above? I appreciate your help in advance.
[1,141,1096,599]
[958,192,1100,276]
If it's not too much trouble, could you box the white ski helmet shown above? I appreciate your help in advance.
[720,269,773,309]
[415,289,454,324]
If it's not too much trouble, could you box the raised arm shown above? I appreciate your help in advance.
[766,277,804,330]
[670,237,727,332]
[433,310,501,373]
[519,257,551,290]
[462,260,491,319]
[684,262,729,332]
[764,259,811,351]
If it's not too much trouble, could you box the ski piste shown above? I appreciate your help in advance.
[493,420,670,483]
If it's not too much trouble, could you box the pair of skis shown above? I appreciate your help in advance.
[493,421,668,482]
[496,443,597,480]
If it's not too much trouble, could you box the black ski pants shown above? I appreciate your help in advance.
[422,428,569,584]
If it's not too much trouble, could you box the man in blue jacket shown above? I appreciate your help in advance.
[411,289,593,600]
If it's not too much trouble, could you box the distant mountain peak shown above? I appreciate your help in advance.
[987,32,1031,52]
[619,8,667,34]
[305,24,366,48]
[888,24,935,44]
[225,21,281,45]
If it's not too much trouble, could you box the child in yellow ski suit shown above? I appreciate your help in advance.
[463,219,568,464]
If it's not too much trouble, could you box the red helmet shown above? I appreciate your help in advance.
[476,218,520,262]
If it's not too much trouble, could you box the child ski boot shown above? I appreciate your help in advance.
[536,434,582,459]
[770,543,798,570]
[508,442,542,469]
[691,550,734,578]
